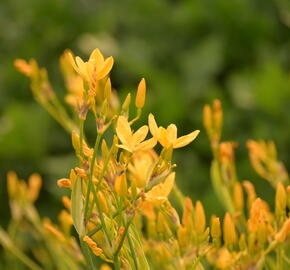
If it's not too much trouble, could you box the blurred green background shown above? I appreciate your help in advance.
[1,0,290,228]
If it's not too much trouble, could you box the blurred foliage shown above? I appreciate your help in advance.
[1,0,290,227]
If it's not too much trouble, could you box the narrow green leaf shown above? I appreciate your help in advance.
[71,176,85,236]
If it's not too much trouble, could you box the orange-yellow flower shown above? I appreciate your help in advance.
[116,116,157,153]
[128,150,157,188]
[145,172,175,203]
[148,114,200,148]
[67,48,114,82]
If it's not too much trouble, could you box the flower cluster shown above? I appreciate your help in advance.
[2,49,288,270]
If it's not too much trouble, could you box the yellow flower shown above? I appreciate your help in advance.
[145,172,175,203]
[128,150,157,188]
[116,116,157,153]
[148,114,200,148]
[67,48,114,82]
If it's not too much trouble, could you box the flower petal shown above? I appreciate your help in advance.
[116,116,132,146]
[146,172,175,201]
[136,137,157,151]
[75,56,87,78]
[67,51,79,72]
[89,48,104,66]
[116,144,132,153]
[95,56,114,80]
[132,125,148,145]
[167,124,177,143]
[158,127,171,148]
[173,130,200,148]
[148,114,159,138]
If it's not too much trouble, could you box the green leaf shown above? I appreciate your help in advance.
[71,176,85,237]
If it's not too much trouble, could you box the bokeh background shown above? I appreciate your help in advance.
[1,0,290,234]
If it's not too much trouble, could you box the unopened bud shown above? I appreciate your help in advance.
[182,197,193,229]
[104,78,112,101]
[27,173,42,202]
[62,196,71,210]
[223,213,237,247]
[58,210,73,235]
[203,104,212,133]
[177,226,189,247]
[135,78,146,109]
[14,59,35,77]
[275,182,286,217]
[194,201,206,234]
[7,171,18,199]
[233,182,244,211]
[114,172,127,197]
[211,217,221,239]
[243,181,257,210]
[97,192,109,214]
[275,218,290,242]
[213,99,222,132]
[121,93,131,112]
[72,131,80,154]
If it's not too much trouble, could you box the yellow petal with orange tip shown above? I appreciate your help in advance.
[96,56,114,80]
[173,130,200,148]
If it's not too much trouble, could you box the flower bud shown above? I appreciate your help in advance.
[121,93,131,112]
[213,99,222,133]
[114,172,127,197]
[104,78,112,102]
[243,181,257,210]
[223,213,237,247]
[233,182,244,211]
[135,78,146,109]
[7,171,18,199]
[194,201,206,234]
[211,217,221,239]
[275,218,290,242]
[182,197,193,230]
[275,182,286,217]
[203,105,212,134]
[62,196,71,209]
[27,173,42,202]
[72,131,80,154]
[211,217,221,247]
[97,192,109,214]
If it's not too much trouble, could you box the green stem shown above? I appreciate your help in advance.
[84,133,102,220]
[79,119,84,158]
[114,256,121,270]
[114,215,134,257]
[0,228,43,270]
